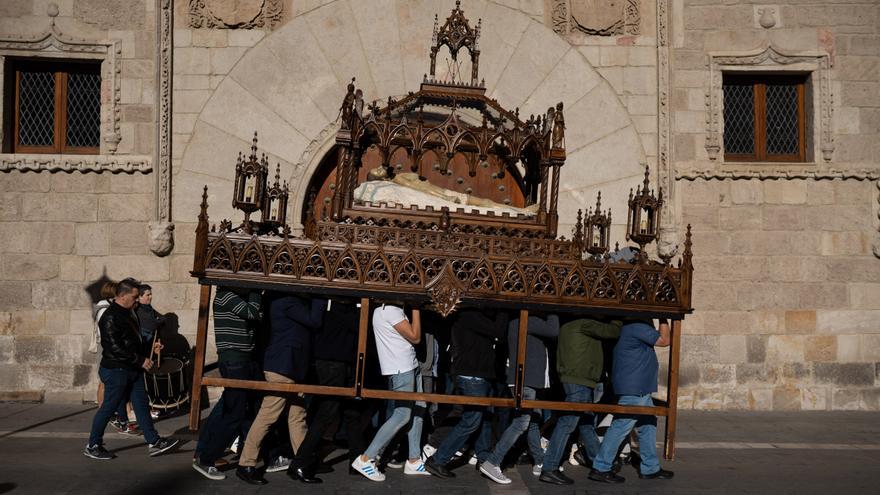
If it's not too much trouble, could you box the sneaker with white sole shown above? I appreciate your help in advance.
[404,460,431,476]
[386,459,404,469]
[351,457,385,482]
[83,444,115,460]
[468,454,478,466]
[148,436,179,456]
[192,460,226,480]
[421,444,437,461]
[265,455,291,473]
[480,461,511,484]
[532,463,543,476]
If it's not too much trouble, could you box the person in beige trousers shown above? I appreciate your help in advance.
[236,293,327,485]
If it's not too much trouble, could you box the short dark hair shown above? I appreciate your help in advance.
[139,284,152,293]
[116,277,141,297]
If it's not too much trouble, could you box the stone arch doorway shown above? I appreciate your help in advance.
[175,0,648,237]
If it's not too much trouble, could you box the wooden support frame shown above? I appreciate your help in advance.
[188,293,685,461]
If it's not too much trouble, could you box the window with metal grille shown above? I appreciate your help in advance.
[722,74,807,162]
[4,59,101,154]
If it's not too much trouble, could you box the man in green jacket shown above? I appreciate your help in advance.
[538,317,621,485]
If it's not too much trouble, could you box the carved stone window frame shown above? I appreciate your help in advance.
[705,45,833,163]
[0,23,122,157]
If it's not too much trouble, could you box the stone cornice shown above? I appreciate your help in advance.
[676,167,879,181]
[0,154,151,173]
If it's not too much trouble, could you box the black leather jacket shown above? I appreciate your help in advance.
[99,302,148,370]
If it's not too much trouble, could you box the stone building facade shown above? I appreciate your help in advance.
[0,0,877,410]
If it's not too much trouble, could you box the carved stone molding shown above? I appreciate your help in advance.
[189,0,283,29]
[656,0,675,259]
[874,180,880,259]
[0,153,151,173]
[706,45,834,162]
[157,0,173,224]
[551,0,641,37]
[676,167,878,181]
[0,18,121,154]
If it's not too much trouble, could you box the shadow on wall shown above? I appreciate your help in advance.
[84,270,113,305]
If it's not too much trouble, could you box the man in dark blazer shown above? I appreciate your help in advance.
[236,292,326,485]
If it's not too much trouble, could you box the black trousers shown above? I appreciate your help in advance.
[289,359,367,469]
[195,360,262,465]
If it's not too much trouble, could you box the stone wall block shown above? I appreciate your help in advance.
[693,256,768,282]
[14,336,58,363]
[701,364,736,385]
[22,194,97,222]
[172,89,212,114]
[797,283,849,310]
[680,180,726,205]
[719,335,747,363]
[49,173,109,194]
[691,231,730,255]
[32,283,93,310]
[784,310,816,334]
[192,28,227,47]
[210,47,249,75]
[97,194,152,222]
[0,172,51,192]
[860,389,880,410]
[814,363,874,387]
[737,363,777,385]
[58,256,85,282]
[767,335,804,363]
[820,232,871,256]
[836,335,861,362]
[731,231,821,256]
[109,174,154,194]
[75,223,110,256]
[228,29,266,47]
[174,47,211,75]
[120,59,154,79]
[747,388,773,411]
[110,223,148,255]
[70,310,95,336]
[736,282,799,311]
[0,364,27,390]
[26,364,74,390]
[806,181,835,205]
[763,181,807,205]
[801,387,829,411]
[840,82,879,108]
[682,335,720,364]
[848,283,880,310]
[7,310,46,335]
[825,259,880,283]
[730,181,763,205]
[0,335,13,364]
[772,385,802,411]
[746,336,767,363]
[0,282,33,311]
[781,362,811,383]
[860,335,880,362]
[804,336,837,362]
[805,205,872,232]
[831,388,861,410]
[682,205,720,230]
[0,193,21,221]
[719,206,763,230]
[85,255,170,282]
[1,254,59,280]
[762,206,805,231]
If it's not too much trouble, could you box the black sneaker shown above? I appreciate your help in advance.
[639,468,674,480]
[236,466,268,485]
[423,457,456,478]
[588,468,626,484]
[539,469,574,485]
[148,436,180,457]
[83,444,115,460]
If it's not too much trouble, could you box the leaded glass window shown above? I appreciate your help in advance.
[722,74,807,162]
[9,60,101,153]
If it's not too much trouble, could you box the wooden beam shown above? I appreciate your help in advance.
[188,284,212,431]
[201,377,356,397]
[354,298,370,395]
[522,399,668,416]
[514,309,528,407]
[663,318,682,460]
[362,388,515,407]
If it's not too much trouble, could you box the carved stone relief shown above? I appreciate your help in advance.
[551,0,640,37]
[189,0,283,29]
[154,0,174,256]
[706,46,834,163]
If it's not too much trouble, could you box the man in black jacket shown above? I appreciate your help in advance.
[84,278,178,460]
[424,308,508,478]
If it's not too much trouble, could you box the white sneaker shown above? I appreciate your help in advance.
[265,455,291,473]
[192,459,226,480]
[532,463,542,476]
[404,460,431,476]
[351,457,385,482]
[568,444,580,466]
[421,444,437,461]
[479,461,511,484]
[468,454,477,465]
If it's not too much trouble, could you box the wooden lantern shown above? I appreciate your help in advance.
[585,191,611,256]
[626,165,664,257]
[233,132,269,223]
[261,163,289,230]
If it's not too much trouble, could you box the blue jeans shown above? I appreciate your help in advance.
[364,368,424,460]
[89,367,159,446]
[485,386,543,466]
[432,375,492,465]
[543,383,599,471]
[195,360,262,465]
[592,394,660,475]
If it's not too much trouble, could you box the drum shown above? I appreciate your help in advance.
[144,356,190,410]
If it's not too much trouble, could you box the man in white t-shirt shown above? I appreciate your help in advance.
[352,304,430,481]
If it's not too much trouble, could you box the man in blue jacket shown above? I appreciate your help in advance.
[589,319,674,484]
[236,292,326,485]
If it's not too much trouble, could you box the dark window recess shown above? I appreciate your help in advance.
[9,60,101,154]
[722,74,807,162]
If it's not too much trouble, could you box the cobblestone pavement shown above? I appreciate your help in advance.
[1,403,878,494]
